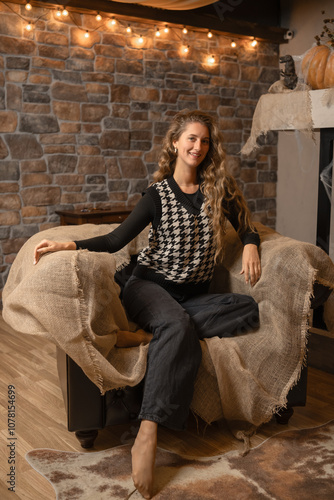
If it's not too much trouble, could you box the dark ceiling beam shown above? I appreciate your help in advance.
[28,0,288,43]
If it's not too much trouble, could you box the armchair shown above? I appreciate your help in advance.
[58,268,330,448]
[56,341,309,449]
[3,222,334,448]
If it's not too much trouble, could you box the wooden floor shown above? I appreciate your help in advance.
[1,314,334,500]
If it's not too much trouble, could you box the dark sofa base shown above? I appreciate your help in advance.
[57,347,307,448]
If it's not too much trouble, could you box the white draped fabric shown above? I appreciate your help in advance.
[111,1,216,11]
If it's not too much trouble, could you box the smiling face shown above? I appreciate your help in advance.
[173,122,210,172]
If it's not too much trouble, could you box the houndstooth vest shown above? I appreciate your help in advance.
[137,177,216,286]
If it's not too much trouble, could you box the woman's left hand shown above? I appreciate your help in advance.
[240,244,261,286]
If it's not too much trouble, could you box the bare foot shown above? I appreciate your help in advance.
[116,329,153,348]
[131,420,157,499]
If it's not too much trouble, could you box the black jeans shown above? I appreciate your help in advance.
[123,275,259,431]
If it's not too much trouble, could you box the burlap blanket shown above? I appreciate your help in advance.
[3,222,334,439]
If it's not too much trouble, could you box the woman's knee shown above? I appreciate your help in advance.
[236,294,259,331]
[244,295,259,318]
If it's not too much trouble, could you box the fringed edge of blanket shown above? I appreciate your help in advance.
[259,267,334,425]
[72,249,134,394]
[229,266,328,454]
[73,251,105,394]
[257,268,313,432]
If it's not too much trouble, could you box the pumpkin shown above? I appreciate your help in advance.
[301,44,334,89]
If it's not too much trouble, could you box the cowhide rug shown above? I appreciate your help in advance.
[26,420,334,499]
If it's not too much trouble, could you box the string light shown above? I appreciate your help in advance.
[2,1,261,61]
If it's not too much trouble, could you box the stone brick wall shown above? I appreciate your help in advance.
[0,2,280,297]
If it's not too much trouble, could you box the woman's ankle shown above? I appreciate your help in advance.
[136,420,158,440]
[131,420,157,499]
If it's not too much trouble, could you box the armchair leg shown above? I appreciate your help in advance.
[75,429,98,448]
[274,407,294,425]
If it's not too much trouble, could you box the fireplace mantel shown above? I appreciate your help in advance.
[243,87,334,264]
[264,89,334,368]
[310,89,334,129]
[242,88,334,156]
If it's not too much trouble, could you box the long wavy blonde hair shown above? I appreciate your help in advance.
[153,109,255,263]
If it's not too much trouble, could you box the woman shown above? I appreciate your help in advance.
[34,110,261,499]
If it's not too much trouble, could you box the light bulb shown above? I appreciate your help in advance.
[96,13,102,22]
[183,45,189,53]
[26,22,33,31]
[126,25,132,33]
[138,35,144,44]
[62,8,68,17]
[25,1,32,10]
[231,40,236,48]
[182,26,188,34]
[164,24,169,33]
[155,28,160,37]
[56,8,61,17]
[207,30,213,38]
[251,37,257,47]
[111,17,116,25]
[84,30,89,38]
[208,54,215,64]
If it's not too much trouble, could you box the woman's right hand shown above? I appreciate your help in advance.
[33,239,76,265]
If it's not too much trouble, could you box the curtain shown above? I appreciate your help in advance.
[112,1,217,10]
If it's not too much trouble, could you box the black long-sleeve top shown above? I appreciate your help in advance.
[74,189,260,253]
